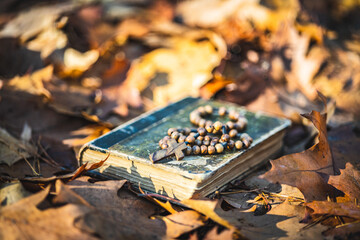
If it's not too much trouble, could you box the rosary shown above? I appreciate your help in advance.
[149,105,253,163]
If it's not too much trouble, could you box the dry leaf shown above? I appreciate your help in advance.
[26,17,68,58]
[0,127,37,166]
[306,201,360,219]
[66,176,166,239]
[0,3,73,41]
[0,186,95,239]
[50,48,99,78]
[284,27,328,100]
[0,182,31,206]
[124,32,226,106]
[203,226,234,240]
[5,65,53,99]
[181,199,237,231]
[70,155,108,181]
[328,163,360,202]
[260,94,336,202]
[157,210,205,238]
[53,180,91,207]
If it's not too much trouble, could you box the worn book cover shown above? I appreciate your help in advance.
[79,97,290,200]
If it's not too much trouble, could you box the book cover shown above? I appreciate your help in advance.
[80,97,291,199]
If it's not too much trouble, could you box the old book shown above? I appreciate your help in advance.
[79,97,290,200]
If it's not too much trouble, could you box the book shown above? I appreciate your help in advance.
[79,97,290,200]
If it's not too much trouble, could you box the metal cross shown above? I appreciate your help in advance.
[149,139,187,163]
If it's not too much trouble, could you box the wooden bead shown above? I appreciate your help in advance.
[185,146,192,155]
[221,134,230,142]
[229,110,240,121]
[198,127,207,136]
[208,145,216,155]
[178,135,186,143]
[205,105,213,114]
[183,127,191,135]
[204,135,211,141]
[158,139,163,147]
[235,140,243,150]
[214,121,223,131]
[192,145,200,155]
[212,137,219,143]
[161,143,168,149]
[203,140,210,146]
[200,145,208,154]
[215,143,224,153]
[226,121,235,130]
[242,139,250,148]
[205,121,213,127]
[205,124,214,133]
[194,139,202,146]
[197,136,204,141]
[168,128,177,136]
[228,140,235,149]
[171,131,180,140]
[185,135,195,144]
[199,119,206,128]
[197,106,205,116]
[229,129,238,138]
[210,140,217,146]
[218,107,227,116]
[236,118,247,131]
[241,133,253,143]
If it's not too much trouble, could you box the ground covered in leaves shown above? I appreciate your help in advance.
[0,0,360,239]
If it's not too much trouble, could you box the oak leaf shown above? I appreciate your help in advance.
[306,201,360,219]
[328,162,360,202]
[156,210,205,239]
[0,186,94,239]
[260,95,336,202]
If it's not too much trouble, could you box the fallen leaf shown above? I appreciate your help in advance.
[200,73,233,100]
[0,186,95,239]
[306,201,360,219]
[0,181,31,206]
[203,226,234,240]
[53,180,91,207]
[5,65,53,99]
[70,155,109,181]
[284,27,328,100]
[0,3,73,42]
[328,163,360,202]
[0,126,37,166]
[124,31,226,106]
[157,210,205,238]
[49,48,99,78]
[261,94,336,202]
[66,176,166,239]
[26,16,68,58]
[181,199,237,231]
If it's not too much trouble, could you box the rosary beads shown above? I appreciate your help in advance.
[157,105,253,158]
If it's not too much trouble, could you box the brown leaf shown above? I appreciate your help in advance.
[157,210,205,238]
[260,95,336,202]
[0,186,95,239]
[66,176,166,239]
[203,226,234,240]
[5,65,53,99]
[328,163,360,202]
[53,180,91,207]
[124,30,226,106]
[0,126,37,166]
[306,201,360,219]
[70,154,109,181]
[181,199,237,231]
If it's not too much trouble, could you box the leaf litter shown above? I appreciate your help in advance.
[0,0,360,239]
